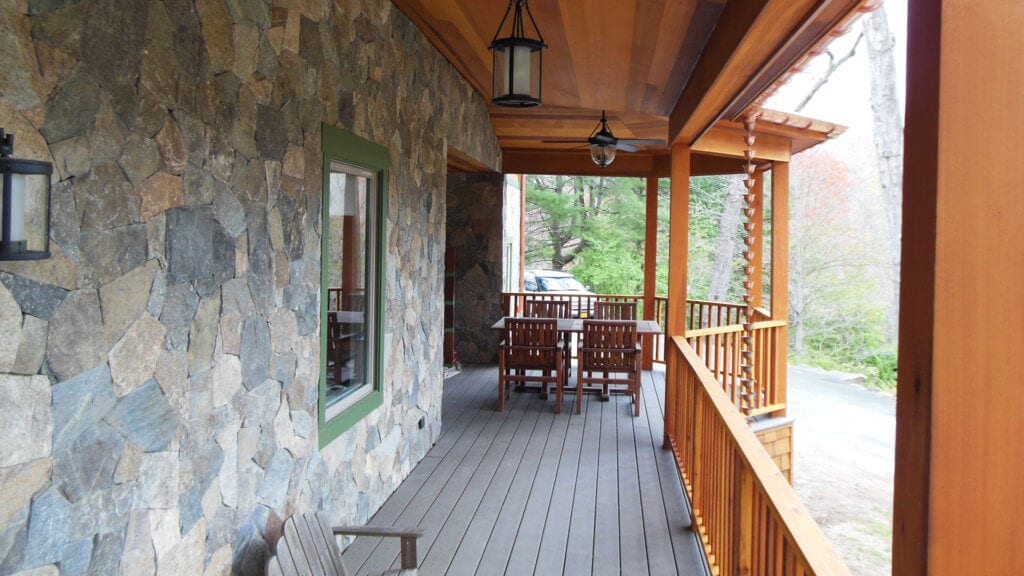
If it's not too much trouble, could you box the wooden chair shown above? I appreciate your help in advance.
[267,512,423,576]
[594,301,638,320]
[497,318,565,414]
[523,298,570,319]
[577,320,641,416]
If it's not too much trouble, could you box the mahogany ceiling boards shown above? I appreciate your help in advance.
[391,0,872,174]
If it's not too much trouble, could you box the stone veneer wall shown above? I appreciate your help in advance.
[0,0,500,574]
[445,172,503,364]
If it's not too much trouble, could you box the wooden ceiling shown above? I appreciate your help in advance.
[392,0,871,174]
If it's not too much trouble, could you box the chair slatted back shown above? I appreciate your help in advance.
[580,320,638,372]
[594,301,637,320]
[502,318,561,371]
[268,513,348,576]
[523,298,571,319]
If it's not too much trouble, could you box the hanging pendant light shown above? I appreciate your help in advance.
[588,111,618,168]
[490,0,545,108]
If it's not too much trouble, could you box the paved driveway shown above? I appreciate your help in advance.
[788,365,895,576]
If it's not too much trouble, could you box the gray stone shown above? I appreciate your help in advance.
[12,314,47,375]
[46,289,105,381]
[166,205,216,284]
[182,163,217,206]
[210,353,242,407]
[139,42,184,110]
[257,33,278,81]
[0,11,42,110]
[213,181,247,237]
[204,132,236,185]
[118,134,163,185]
[88,103,129,162]
[0,244,77,291]
[114,441,144,485]
[52,421,125,503]
[256,449,293,510]
[118,510,154,575]
[51,364,116,451]
[135,88,170,139]
[219,278,254,355]
[87,530,125,576]
[0,272,69,320]
[49,180,79,255]
[154,349,189,421]
[243,379,280,429]
[99,260,157,347]
[148,210,167,268]
[0,459,51,528]
[196,224,235,297]
[40,67,101,144]
[67,480,136,541]
[147,267,167,318]
[159,282,199,351]
[247,235,275,316]
[138,172,185,221]
[50,136,91,182]
[256,105,287,160]
[80,0,147,125]
[0,282,20,372]
[188,292,221,375]
[284,284,317,336]
[23,488,70,568]
[0,373,51,467]
[79,225,149,287]
[276,193,305,261]
[108,314,165,396]
[299,16,324,69]
[195,0,234,73]
[75,162,138,232]
[240,315,271,390]
[137,452,178,509]
[105,379,178,452]
[60,539,92,576]
[155,116,188,175]
[271,351,295,391]
[291,410,313,439]
[224,0,269,27]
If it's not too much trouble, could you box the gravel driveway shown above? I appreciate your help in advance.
[787,365,895,576]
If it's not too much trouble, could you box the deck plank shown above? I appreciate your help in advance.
[342,365,708,576]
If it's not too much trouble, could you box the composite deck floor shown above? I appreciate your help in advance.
[341,365,709,576]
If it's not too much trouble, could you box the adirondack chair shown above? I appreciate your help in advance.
[267,512,423,576]
[577,320,641,416]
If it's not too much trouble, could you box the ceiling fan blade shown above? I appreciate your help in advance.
[618,139,667,146]
[541,139,589,144]
[616,143,640,153]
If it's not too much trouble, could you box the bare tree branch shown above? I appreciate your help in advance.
[795,32,865,113]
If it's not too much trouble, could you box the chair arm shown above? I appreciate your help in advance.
[333,526,424,570]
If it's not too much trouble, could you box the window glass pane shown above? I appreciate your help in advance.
[325,161,376,418]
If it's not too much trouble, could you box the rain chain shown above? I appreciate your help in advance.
[739,112,760,414]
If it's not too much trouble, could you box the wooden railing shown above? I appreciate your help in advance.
[685,299,746,331]
[685,319,787,416]
[665,337,850,576]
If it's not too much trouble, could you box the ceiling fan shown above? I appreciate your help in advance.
[542,110,666,168]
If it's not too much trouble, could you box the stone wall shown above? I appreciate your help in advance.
[0,0,500,574]
[445,172,503,364]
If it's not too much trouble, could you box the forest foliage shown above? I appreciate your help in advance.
[524,160,897,389]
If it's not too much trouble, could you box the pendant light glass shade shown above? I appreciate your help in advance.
[0,129,51,261]
[490,0,545,107]
[589,143,616,168]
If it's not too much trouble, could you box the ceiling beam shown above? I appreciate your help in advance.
[668,0,824,146]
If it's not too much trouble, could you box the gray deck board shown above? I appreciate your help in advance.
[342,365,708,576]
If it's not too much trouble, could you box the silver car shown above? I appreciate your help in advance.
[524,270,595,318]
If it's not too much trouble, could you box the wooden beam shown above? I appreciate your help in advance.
[447,146,497,173]
[693,125,792,162]
[668,0,821,146]
[501,149,670,177]
[896,2,1024,575]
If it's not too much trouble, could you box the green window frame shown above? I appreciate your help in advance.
[318,124,389,448]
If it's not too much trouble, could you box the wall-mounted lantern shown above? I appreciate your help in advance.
[1,129,51,260]
[490,0,545,108]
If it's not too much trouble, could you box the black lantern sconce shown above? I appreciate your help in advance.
[1,129,52,260]
[490,0,546,108]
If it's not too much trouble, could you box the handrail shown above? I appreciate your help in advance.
[666,337,850,576]
[685,319,787,338]
[686,320,787,415]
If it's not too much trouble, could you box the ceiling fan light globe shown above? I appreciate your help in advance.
[590,143,616,168]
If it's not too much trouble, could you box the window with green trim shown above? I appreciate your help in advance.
[319,124,388,448]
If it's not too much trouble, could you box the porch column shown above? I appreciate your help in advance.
[769,162,789,416]
[663,144,690,448]
[894,2,1024,575]
[642,175,659,369]
[667,144,690,337]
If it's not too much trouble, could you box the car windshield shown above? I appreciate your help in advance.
[537,276,587,291]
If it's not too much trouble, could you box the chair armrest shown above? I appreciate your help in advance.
[333,526,424,570]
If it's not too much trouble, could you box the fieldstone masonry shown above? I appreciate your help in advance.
[0,0,500,574]
[445,172,504,364]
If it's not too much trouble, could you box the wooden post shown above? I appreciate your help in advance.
[735,458,754,575]
[518,173,527,291]
[769,161,789,417]
[895,2,1024,575]
[643,175,659,369]
[749,171,765,309]
[664,144,691,448]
